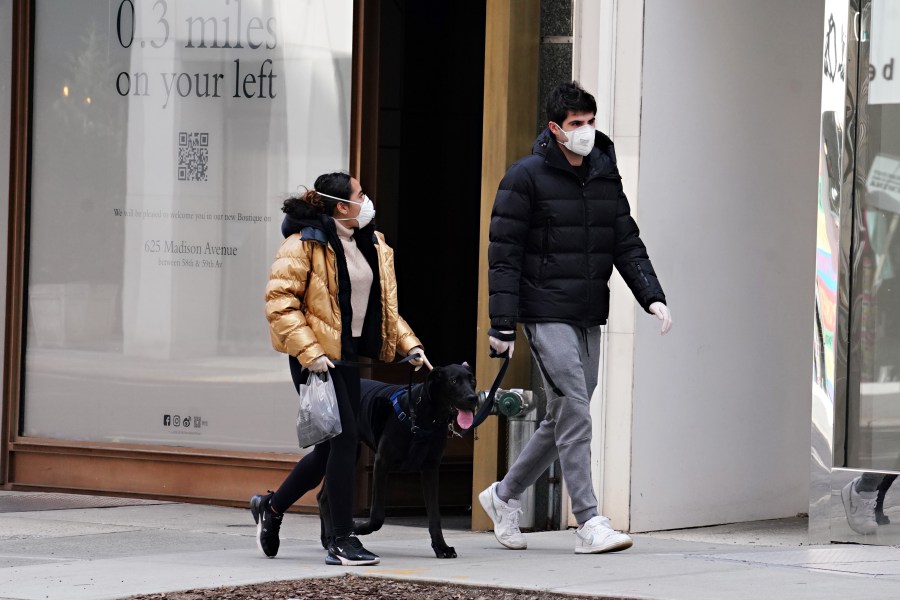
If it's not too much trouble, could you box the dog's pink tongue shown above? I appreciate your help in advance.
[457,410,474,429]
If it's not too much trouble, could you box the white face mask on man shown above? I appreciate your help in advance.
[317,192,376,229]
[553,123,595,156]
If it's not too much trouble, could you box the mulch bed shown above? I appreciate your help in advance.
[124,573,625,599]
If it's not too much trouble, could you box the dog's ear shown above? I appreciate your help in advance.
[462,361,473,373]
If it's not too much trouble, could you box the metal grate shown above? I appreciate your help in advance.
[0,492,170,513]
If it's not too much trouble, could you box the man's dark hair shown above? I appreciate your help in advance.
[545,81,597,125]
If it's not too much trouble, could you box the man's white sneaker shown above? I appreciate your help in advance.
[574,516,633,554]
[478,482,527,549]
[841,478,878,535]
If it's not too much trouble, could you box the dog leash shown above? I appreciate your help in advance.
[331,353,432,433]
[458,349,511,437]
[331,353,420,368]
[331,352,508,436]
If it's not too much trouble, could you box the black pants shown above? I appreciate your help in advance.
[271,342,361,538]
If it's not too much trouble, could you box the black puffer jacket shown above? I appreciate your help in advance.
[488,128,666,331]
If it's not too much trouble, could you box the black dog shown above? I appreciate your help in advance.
[317,363,477,558]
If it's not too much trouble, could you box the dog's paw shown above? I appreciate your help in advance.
[432,545,457,559]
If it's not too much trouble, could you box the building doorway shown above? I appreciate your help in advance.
[354,0,486,516]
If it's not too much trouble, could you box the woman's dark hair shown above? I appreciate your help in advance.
[282,171,353,218]
[545,80,597,125]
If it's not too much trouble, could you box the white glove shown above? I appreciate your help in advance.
[408,346,433,372]
[649,302,672,335]
[489,331,515,359]
[307,354,336,373]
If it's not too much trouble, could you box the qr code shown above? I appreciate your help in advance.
[177,132,209,182]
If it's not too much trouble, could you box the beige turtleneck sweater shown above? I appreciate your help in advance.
[334,220,374,337]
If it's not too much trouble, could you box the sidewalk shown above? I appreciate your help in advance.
[2,490,900,600]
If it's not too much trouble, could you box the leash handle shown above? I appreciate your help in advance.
[460,353,510,436]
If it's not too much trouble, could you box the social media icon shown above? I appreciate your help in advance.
[163,415,171,426]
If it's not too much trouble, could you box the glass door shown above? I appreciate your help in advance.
[827,0,900,543]
[845,0,900,472]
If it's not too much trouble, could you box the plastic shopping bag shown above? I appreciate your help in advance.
[296,370,342,448]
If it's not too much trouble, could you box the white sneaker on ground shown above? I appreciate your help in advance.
[574,516,633,554]
[478,482,527,549]
[841,478,878,535]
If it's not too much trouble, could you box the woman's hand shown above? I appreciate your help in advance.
[308,355,336,373]
[408,346,433,371]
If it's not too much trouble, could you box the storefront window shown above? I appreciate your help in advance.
[847,0,900,470]
[22,0,352,452]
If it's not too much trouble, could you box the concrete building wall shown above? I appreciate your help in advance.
[577,0,826,532]
[629,0,825,531]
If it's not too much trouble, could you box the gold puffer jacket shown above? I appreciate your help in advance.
[265,229,421,368]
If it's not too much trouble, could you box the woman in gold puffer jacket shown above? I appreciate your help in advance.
[251,172,430,567]
[266,204,421,368]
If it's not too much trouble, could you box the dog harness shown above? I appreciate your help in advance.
[389,387,434,435]
[389,389,411,424]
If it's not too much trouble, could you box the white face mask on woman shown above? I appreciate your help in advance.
[554,123,595,156]
[317,192,377,229]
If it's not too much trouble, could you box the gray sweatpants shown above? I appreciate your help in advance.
[498,322,601,525]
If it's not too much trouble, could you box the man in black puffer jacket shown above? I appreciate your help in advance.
[478,81,672,555]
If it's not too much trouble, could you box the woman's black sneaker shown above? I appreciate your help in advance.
[325,535,380,565]
[249,491,283,558]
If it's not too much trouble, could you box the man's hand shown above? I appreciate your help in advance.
[308,355,336,373]
[649,302,672,335]
[489,330,515,358]
[408,346,433,372]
